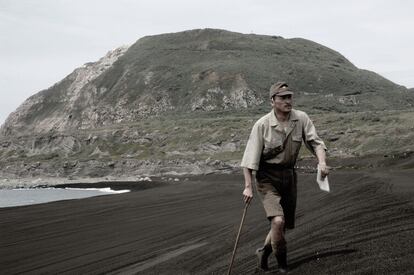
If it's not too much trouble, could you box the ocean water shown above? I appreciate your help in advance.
[0,187,130,208]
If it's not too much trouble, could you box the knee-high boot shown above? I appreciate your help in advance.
[272,240,288,273]
[255,243,272,271]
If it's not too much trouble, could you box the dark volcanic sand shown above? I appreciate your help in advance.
[1,165,413,274]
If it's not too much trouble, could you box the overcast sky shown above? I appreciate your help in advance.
[1,0,413,125]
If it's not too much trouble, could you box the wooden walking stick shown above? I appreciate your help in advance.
[227,200,250,275]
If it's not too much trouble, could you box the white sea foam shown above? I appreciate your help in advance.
[64,187,130,194]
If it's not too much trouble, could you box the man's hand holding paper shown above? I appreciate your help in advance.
[317,164,330,192]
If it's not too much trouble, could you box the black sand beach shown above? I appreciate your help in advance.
[1,162,413,274]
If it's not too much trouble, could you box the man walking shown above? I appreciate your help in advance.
[241,81,329,273]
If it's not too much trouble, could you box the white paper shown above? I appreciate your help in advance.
[317,164,330,192]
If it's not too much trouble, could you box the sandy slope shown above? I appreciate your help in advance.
[0,167,413,274]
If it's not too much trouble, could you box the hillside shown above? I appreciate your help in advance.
[2,29,413,136]
[0,29,413,181]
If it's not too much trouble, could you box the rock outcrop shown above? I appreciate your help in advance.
[1,46,129,135]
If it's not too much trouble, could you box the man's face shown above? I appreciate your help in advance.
[271,94,293,113]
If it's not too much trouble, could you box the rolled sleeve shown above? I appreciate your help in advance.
[240,121,264,170]
[302,114,327,155]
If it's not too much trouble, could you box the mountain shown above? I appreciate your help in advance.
[1,28,413,136]
[1,29,413,181]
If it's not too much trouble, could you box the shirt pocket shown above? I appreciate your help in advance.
[291,135,302,155]
[262,138,284,160]
[292,135,302,143]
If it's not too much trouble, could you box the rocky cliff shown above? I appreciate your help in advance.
[1,46,129,136]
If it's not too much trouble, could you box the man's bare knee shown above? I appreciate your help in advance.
[271,216,285,230]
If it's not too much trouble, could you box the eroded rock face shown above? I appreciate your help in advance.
[1,46,129,136]
[338,95,358,105]
[191,73,263,111]
[29,135,80,156]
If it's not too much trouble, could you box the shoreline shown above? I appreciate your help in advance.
[1,153,412,190]
[0,174,187,190]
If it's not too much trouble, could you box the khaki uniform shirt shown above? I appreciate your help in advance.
[241,109,327,170]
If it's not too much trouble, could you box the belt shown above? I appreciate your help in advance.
[259,161,294,170]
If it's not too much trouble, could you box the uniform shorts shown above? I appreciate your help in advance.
[255,164,297,229]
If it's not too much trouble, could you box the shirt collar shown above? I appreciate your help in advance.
[269,109,299,127]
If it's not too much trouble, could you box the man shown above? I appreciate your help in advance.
[241,81,329,273]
